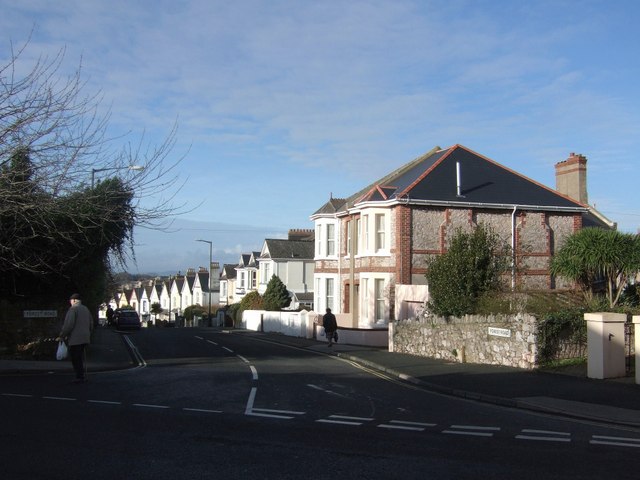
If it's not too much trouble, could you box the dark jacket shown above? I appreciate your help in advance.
[60,303,94,346]
[322,312,337,333]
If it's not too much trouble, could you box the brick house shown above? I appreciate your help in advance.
[311,144,614,329]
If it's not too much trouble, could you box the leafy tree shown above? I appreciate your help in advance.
[240,291,264,311]
[183,304,206,322]
[262,275,291,311]
[236,291,264,324]
[150,302,163,317]
[550,227,640,308]
[425,225,511,317]
[0,39,188,310]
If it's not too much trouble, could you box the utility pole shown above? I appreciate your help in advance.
[196,239,213,326]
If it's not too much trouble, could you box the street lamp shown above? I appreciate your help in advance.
[91,165,144,188]
[196,239,213,326]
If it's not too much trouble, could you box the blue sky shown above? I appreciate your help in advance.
[1,0,639,274]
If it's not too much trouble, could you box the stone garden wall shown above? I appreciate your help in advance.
[389,314,539,369]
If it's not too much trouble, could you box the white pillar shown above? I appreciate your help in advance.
[633,315,640,385]
[585,312,626,379]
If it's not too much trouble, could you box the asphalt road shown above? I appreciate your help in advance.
[2,328,640,479]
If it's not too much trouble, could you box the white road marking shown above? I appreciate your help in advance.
[206,340,218,346]
[183,408,223,414]
[252,407,305,415]
[222,347,234,353]
[88,400,121,405]
[2,393,33,398]
[43,396,76,401]
[250,365,258,380]
[516,429,571,442]
[316,414,374,426]
[442,425,500,437]
[237,355,250,364]
[590,435,640,448]
[378,420,436,431]
[132,403,170,409]
[316,418,363,426]
[306,384,347,397]
[245,387,257,415]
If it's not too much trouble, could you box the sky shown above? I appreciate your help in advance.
[1,0,639,274]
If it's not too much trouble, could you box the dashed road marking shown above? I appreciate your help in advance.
[316,415,374,426]
[590,435,640,448]
[133,403,170,409]
[183,407,223,414]
[442,425,500,437]
[378,420,436,431]
[516,429,571,442]
[88,400,122,405]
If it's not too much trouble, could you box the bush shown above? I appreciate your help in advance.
[230,291,264,327]
[537,308,587,364]
[426,225,511,317]
[262,275,291,311]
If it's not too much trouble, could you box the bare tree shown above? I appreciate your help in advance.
[0,39,189,276]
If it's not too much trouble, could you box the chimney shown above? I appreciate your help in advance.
[210,262,220,291]
[555,153,588,204]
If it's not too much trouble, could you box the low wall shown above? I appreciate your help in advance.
[315,324,388,347]
[390,314,539,369]
[241,309,389,346]
[242,310,314,338]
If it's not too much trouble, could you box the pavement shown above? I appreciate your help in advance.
[2,326,640,428]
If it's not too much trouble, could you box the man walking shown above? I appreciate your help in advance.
[57,293,93,383]
[323,308,338,347]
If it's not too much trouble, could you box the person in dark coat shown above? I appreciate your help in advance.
[323,308,338,347]
[57,293,94,383]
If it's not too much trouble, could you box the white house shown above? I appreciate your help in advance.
[258,230,315,309]
[219,264,237,306]
[235,252,260,301]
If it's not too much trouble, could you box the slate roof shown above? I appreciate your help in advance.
[220,264,237,280]
[261,238,314,260]
[313,144,590,218]
[197,272,210,292]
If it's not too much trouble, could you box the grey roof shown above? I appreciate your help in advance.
[197,272,209,292]
[220,264,237,280]
[261,239,314,260]
[315,145,590,216]
[312,144,620,229]
[362,145,585,209]
[292,292,314,302]
[312,196,347,216]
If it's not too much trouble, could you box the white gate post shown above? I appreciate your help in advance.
[585,312,626,379]
[633,315,640,384]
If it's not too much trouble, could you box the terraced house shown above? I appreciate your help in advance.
[311,144,614,329]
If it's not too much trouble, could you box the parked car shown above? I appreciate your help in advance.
[114,309,141,330]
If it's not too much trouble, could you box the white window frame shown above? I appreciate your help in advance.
[359,273,390,326]
[327,223,335,256]
[326,278,334,312]
[375,213,386,252]
[374,279,385,323]
[361,278,369,321]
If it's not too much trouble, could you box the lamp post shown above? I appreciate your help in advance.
[91,165,144,188]
[196,239,213,326]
